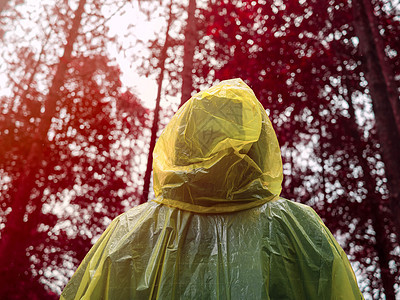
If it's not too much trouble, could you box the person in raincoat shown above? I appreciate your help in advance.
[61,79,363,299]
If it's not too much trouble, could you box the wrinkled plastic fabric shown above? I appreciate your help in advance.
[61,79,363,299]
[152,79,283,213]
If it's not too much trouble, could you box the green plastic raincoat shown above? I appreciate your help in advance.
[61,79,363,299]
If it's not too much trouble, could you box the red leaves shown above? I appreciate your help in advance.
[0,2,148,296]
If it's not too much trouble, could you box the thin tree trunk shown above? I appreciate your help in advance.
[344,80,396,299]
[319,125,327,205]
[352,0,400,242]
[0,0,86,285]
[288,142,295,199]
[180,0,197,106]
[141,0,174,203]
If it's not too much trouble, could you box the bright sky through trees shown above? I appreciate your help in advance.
[1,0,399,298]
[107,1,178,109]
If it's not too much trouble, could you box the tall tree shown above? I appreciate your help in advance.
[0,0,87,286]
[0,0,147,297]
[351,0,400,243]
[357,0,400,132]
[141,0,175,203]
[342,78,396,299]
[193,0,400,297]
[180,0,197,106]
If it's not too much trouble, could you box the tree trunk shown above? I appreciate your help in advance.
[0,0,86,290]
[360,0,400,134]
[180,0,197,106]
[344,80,396,299]
[352,0,400,242]
[141,0,174,203]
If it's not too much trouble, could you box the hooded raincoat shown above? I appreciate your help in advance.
[61,79,363,299]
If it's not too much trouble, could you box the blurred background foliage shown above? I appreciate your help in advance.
[0,0,399,298]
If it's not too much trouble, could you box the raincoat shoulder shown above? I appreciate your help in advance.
[61,198,363,300]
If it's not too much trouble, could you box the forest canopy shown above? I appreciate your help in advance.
[0,0,399,299]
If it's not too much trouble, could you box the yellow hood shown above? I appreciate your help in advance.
[152,78,283,213]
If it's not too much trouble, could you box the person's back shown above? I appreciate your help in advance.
[61,79,363,299]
